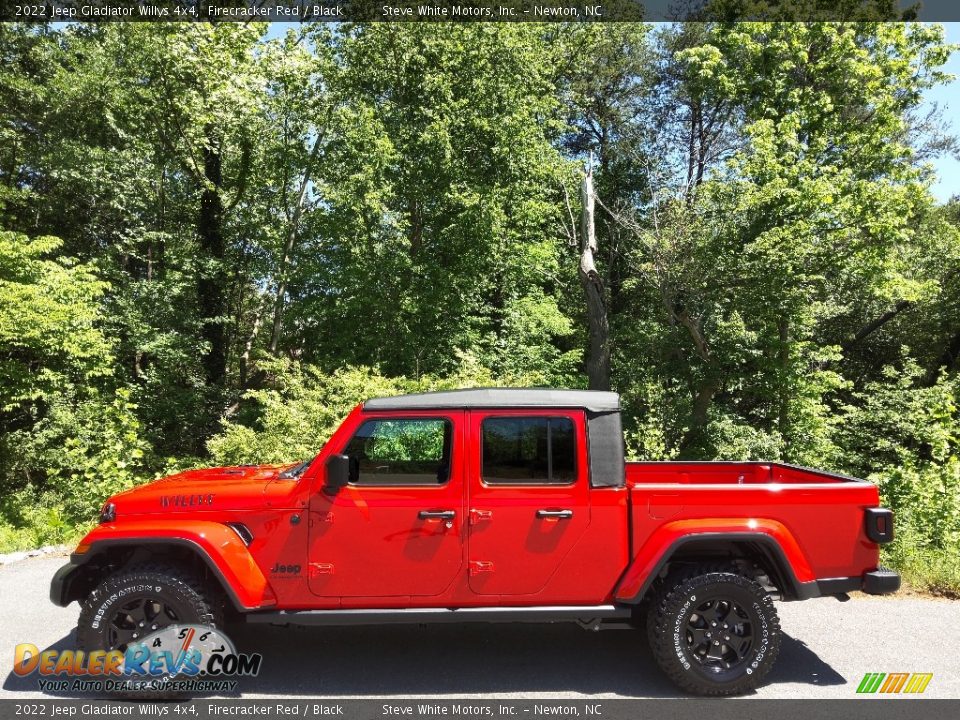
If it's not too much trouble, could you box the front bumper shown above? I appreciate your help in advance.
[49,558,85,607]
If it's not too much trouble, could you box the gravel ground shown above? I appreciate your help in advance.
[2,553,957,699]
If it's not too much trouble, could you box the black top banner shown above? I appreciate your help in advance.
[0,0,956,22]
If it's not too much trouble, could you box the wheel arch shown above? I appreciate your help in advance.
[616,532,808,604]
[52,526,276,612]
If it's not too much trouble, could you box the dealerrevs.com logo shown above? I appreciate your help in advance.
[14,625,262,693]
[856,672,933,694]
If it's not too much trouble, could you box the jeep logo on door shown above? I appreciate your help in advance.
[160,494,215,509]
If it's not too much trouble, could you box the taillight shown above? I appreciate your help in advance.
[865,508,894,544]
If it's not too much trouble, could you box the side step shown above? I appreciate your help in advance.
[245,605,632,627]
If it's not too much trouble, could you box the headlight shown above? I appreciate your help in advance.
[99,502,116,523]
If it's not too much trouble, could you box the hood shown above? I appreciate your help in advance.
[107,463,300,516]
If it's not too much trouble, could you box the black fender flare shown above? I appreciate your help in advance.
[617,532,821,603]
[49,536,269,611]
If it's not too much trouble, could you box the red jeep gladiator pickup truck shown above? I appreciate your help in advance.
[51,389,899,695]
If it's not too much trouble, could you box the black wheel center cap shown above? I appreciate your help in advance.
[107,597,181,652]
[684,597,754,671]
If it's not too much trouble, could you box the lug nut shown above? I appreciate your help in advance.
[714,641,720,646]
[711,622,717,627]
[139,622,145,627]
[151,625,157,630]
[132,633,138,639]
[725,635,730,641]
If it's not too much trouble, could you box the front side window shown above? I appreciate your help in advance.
[482,416,576,485]
[343,418,452,485]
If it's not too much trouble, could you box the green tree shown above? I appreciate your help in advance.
[291,24,577,383]
[610,22,953,460]
[0,231,112,414]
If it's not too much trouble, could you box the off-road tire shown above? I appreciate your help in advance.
[644,562,739,650]
[647,569,781,696]
[77,563,223,695]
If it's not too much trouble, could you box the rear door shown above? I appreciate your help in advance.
[466,409,590,596]
[308,411,465,598]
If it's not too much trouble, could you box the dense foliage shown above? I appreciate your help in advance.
[1,22,958,593]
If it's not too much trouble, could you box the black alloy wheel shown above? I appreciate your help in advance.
[106,597,182,652]
[684,596,754,672]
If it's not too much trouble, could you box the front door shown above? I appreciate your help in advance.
[308,411,465,598]
[466,410,590,596]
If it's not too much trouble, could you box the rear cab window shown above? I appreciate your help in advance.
[481,416,576,485]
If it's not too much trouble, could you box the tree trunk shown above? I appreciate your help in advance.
[268,230,294,356]
[679,379,718,458]
[579,166,611,391]
[925,330,960,386]
[198,125,228,387]
[660,290,715,455]
[408,196,424,257]
[778,317,790,445]
[691,379,718,430]
[241,299,266,388]
[269,132,325,355]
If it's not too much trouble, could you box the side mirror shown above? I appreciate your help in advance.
[324,454,352,494]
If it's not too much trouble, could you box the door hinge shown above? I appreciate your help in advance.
[469,560,495,576]
[309,562,335,578]
[469,509,492,525]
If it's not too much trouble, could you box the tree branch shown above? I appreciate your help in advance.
[841,299,914,352]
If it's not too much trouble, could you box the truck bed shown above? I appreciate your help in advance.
[623,461,882,587]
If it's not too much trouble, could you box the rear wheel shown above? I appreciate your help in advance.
[647,569,781,696]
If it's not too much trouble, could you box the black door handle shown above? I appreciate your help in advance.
[536,509,573,519]
[418,510,456,520]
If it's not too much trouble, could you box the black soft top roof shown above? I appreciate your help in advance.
[363,388,620,413]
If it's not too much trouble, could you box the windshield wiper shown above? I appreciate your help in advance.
[279,456,315,479]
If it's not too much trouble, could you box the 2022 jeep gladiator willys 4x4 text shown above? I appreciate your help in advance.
[51,389,900,695]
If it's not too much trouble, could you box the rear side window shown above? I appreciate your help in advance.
[343,418,452,485]
[482,417,576,485]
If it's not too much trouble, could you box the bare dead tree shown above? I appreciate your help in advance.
[579,158,612,391]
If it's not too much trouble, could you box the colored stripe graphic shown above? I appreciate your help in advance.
[903,673,933,694]
[857,673,886,693]
[880,673,909,693]
[857,672,932,694]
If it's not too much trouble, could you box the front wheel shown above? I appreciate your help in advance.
[77,563,222,653]
[77,563,223,696]
[647,570,781,696]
